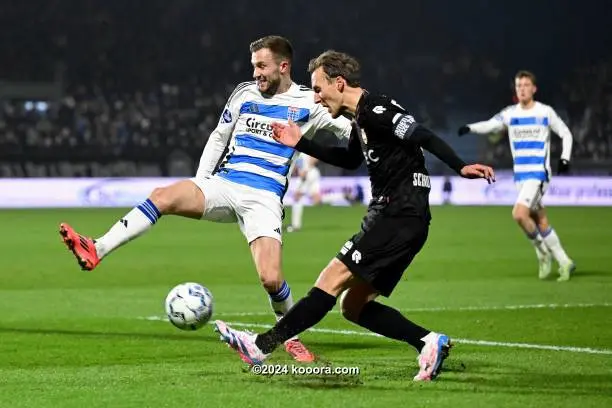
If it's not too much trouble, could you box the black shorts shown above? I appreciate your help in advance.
[336,214,429,297]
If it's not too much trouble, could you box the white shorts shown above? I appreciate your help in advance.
[515,179,549,211]
[190,175,283,244]
[294,168,321,197]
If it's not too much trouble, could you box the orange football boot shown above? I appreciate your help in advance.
[229,337,315,364]
[285,339,315,363]
[59,223,100,271]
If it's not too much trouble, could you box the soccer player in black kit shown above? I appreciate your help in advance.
[214,50,495,381]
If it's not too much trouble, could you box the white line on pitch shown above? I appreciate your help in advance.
[194,302,612,317]
[220,321,612,356]
[141,317,612,355]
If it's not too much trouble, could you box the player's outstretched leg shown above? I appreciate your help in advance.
[340,284,451,381]
[533,208,575,281]
[249,236,315,363]
[215,259,348,364]
[59,180,205,271]
[512,203,551,279]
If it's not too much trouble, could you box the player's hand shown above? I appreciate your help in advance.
[460,164,496,183]
[557,159,570,175]
[457,125,471,136]
[271,121,303,147]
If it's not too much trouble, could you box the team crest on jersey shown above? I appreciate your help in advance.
[287,106,301,122]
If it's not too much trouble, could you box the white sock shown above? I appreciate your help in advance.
[526,229,549,261]
[268,281,297,341]
[95,199,161,259]
[541,227,571,265]
[291,200,303,229]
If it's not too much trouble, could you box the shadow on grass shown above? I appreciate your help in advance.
[568,269,611,278]
[241,356,612,397]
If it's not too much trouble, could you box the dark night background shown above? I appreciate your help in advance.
[1,0,610,177]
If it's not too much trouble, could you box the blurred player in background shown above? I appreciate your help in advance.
[58,36,354,362]
[442,176,453,205]
[287,152,321,232]
[343,183,364,205]
[458,70,575,281]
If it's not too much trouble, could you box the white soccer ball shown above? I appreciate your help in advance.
[165,282,214,330]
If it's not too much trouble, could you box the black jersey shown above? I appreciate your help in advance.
[353,91,432,219]
[295,90,467,221]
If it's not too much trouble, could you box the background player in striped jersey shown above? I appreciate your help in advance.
[286,152,321,232]
[458,70,575,281]
[58,36,353,361]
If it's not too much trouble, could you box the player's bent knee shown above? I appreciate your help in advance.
[149,180,205,218]
[339,286,378,322]
[340,299,361,323]
[512,205,530,223]
[315,258,357,297]
[149,187,173,214]
[259,272,284,293]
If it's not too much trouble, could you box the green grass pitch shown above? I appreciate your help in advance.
[0,206,611,407]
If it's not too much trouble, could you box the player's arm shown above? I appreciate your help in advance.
[548,107,573,174]
[392,113,495,182]
[272,121,363,169]
[194,83,246,178]
[392,113,466,173]
[304,103,353,140]
[457,111,506,136]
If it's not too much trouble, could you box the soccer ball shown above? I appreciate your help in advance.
[165,282,214,330]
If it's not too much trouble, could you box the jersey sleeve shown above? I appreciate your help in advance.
[301,103,353,140]
[294,123,363,170]
[467,108,507,134]
[194,83,248,178]
[361,96,420,142]
[548,106,573,161]
[362,96,467,173]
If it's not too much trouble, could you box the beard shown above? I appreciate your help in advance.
[257,75,281,96]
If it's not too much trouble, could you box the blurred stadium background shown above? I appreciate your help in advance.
[1,2,611,407]
[2,0,611,180]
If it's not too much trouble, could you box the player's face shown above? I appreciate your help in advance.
[251,48,286,95]
[515,77,537,104]
[311,67,343,118]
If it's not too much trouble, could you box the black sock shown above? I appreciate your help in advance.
[255,287,336,354]
[356,301,430,352]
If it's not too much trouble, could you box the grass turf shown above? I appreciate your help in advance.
[0,206,611,407]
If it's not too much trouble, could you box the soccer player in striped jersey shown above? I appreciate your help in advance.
[58,36,353,361]
[286,152,321,232]
[458,70,575,281]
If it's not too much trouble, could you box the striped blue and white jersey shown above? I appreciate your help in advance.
[467,102,573,182]
[196,81,352,197]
